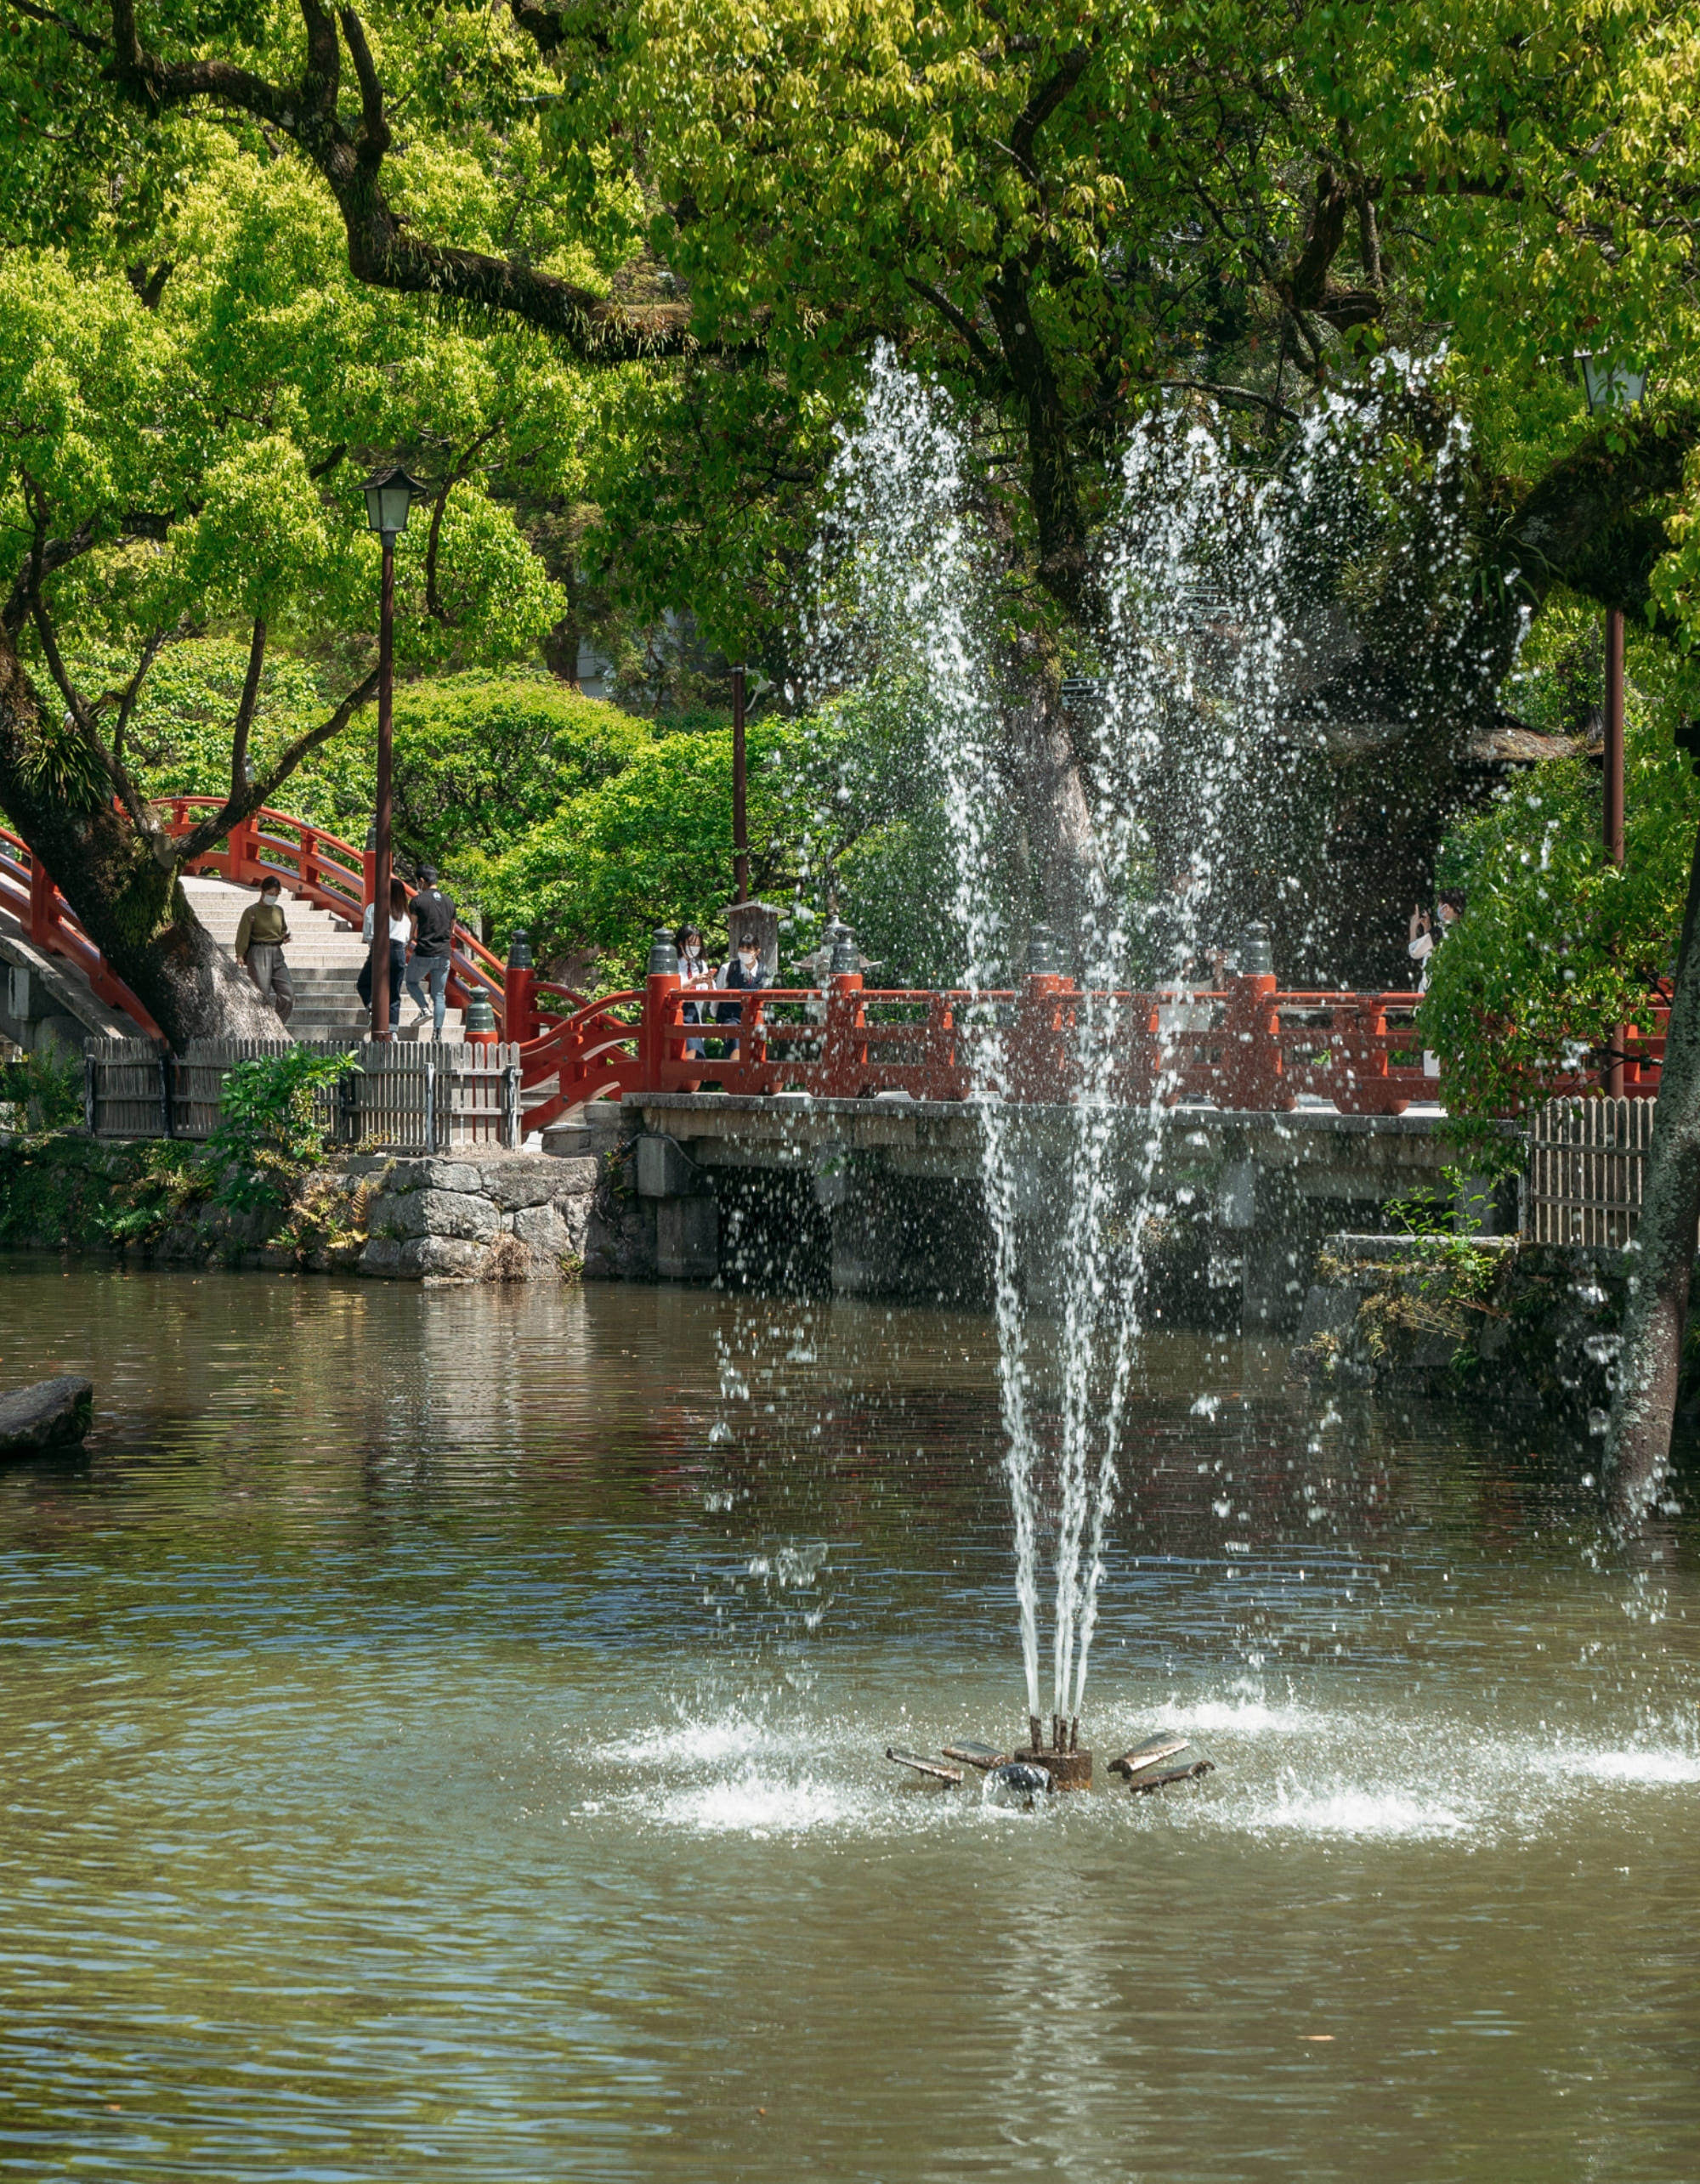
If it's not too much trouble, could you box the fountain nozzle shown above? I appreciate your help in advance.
[1015,1713,1092,1789]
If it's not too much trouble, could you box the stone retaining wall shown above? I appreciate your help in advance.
[0,1130,610,1283]
[352,1152,601,1281]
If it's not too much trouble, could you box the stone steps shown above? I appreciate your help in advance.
[184,875,465,1039]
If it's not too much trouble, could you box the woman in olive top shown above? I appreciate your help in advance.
[234,875,293,1024]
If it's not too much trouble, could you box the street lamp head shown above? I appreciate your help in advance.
[1578,354,1651,415]
[363,463,423,536]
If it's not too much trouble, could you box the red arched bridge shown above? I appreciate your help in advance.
[0,798,1666,1129]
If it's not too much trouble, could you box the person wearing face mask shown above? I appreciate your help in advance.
[716,931,766,1059]
[1408,889,1465,1079]
[233,874,294,1024]
[675,924,710,1059]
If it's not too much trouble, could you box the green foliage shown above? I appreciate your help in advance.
[204,1049,362,1208]
[69,642,651,918]
[0,1048,83,1134]
[481,717,812,978]
[0,1133,207,1252]
[1420,607,1700,1162]
[473,678,976,983]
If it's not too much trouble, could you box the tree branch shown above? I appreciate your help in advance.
[8,0,105,54]
[173,665,380,867]
[1162,378,1300,426]
[337,3,389,169]
[110,626,173,768]
[1009,43,1093,173]
[905,277,1000,374]
[2,519,96,640]
[227,615,267,795]
[1499,404,1700,617]
[105,0,707,361]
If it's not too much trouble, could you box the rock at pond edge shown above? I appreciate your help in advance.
[0,1375,93,1457]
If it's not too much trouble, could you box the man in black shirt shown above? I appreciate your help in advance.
[405,865,457,1038]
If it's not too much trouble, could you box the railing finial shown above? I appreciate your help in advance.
[1238,921,1275,977]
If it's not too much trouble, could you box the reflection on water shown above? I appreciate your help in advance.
[1,1256,1697,2181]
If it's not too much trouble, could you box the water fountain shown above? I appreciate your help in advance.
[832,349,1476,1790]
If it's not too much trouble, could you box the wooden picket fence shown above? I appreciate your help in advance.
[85,1038,523,1154]
[1524,1096,1658,1247]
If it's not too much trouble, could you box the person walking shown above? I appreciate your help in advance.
[234,874,294,1025]
[1408,890,1465,1079]
[359,879,411,1025]
[716,929,766,1061]
[676,923,711,1059]
[405,865,456,1037]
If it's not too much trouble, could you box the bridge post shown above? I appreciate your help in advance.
[226,808,256,885]
[362,823,377,913]
[504,929,537,1046]
[1216,922,1295,1112]
[1008,925,1072,1101]
[821,925,865,1095]
[643,927,681,1091]
[27,857,56,950]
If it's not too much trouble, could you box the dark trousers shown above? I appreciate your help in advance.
[357,941,405,1016]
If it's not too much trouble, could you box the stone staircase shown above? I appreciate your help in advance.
[184,877,466,1044]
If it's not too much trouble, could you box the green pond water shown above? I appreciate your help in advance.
[1,1255,1697,2181]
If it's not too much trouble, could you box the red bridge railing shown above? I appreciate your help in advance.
[2,801,583,1047]
[3,821,1668,1125]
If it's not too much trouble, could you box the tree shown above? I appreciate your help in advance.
[0,160,567,1043]
[9,0,1699,970]
[479,719,813,981]
[1420,604,1700,1165]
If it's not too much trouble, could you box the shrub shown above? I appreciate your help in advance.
[205,1049,361,1208]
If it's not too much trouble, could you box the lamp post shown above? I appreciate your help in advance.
[1579,356,1651,1095]
[730,661,750,904]
[362,464,422,1039]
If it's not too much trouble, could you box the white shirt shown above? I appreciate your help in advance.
[363,904,412,945]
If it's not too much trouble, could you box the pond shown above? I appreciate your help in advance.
[1,1256,1697,2181]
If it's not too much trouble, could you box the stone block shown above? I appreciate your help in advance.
[656,1193,718,1280]
[513,1202,574,1257]
[539,1156,600,1197]
[381,1157,484,1195]
[380,1187,499,1242]
[360,1236,405,1276]
[541,1113,628,1159]
[553,1191,592,1256]
[636,1134,702,1199]
[399,1235,486,1278]
[479,1155,566,1212]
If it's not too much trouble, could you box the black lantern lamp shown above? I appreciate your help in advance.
[1027,924,1064,976]
[1238,921,1275,978]
[1578,355,1651,414]
[364,464,422,536]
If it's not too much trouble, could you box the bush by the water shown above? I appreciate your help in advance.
[0,1051,367,1257]
[0,1049,82,1134]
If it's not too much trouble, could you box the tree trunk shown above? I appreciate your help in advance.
[1606,819,1700,1520]
[1002,682,1098,951]
[0,642,286,1049]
